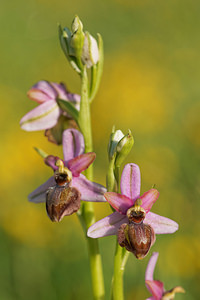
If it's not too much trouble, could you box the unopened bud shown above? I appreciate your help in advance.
[70,16,85,58]
[115,129,134,167]
[59,16,99,72]
[108,128,124,160]
[81,31,99,68]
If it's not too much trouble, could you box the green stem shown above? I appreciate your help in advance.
[109,164,129,300]
[112,241,124,300]
[78,66,105,300]
[106,155,116,192]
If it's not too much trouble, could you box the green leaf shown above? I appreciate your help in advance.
[57,99,79,124]
[89,33,104,102]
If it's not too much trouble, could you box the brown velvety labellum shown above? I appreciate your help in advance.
[46,185,81,222]
[118,222,154,259]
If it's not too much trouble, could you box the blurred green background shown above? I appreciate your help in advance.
[1,0,200,299]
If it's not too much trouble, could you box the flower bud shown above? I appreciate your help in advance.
[70,16,85,59]
[115,129,134,167]
[59,16,99,72]
[59,16,85,73]
[81,31,99,68]
[108,128,124,160]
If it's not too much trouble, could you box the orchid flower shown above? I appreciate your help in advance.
[29,128,106,222]
[145,252,185,299]
[20,80,80,132]
[87,163,178,259]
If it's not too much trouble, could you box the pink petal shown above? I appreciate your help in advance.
[121,163,141,200]
[71,174,106,202]
[104,192,134,214]
[145,280,164,300]
[20,100,61,131]
[67,152,96,177]
[28,176,55,203]
[63,129,85,162]
[87,212,128,238]
[140,189,159,213]
[145,252,159,281]
[51,82,69,99]
[144,212,179,234]
[28,81,57,103]
[51,82,80,110]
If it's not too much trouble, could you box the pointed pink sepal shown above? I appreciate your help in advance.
[67,152,96,177]
[87,212,127,238]
[145,280,164,300]
[104,192,134,214]
[71,174,106,202]
[120,163,141,200]
[144,212,179,234]
[20,100,60,131]
[140,189,159,213]
[145,252,159,281]
[28,176,55,203]
[63,129,85,162]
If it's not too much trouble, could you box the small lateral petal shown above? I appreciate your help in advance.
[140,189,159,213]
[63,129,85,162]
[71,174,106,202]
[51,82,69,99]
[144,212,179,234]
[121,163,141,200]
[145,252,159,281]
[104,192,134,214]
[28,81,57,103]
[44,155,60,171]
[28,176,55,203]
[87,212,127,238]
[67,152,96,176]
[20,100,61,131]
[145,280,164,300]
[27,88,53,103]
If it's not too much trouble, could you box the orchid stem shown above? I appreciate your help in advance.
[107,163,128,300]
[112,241,124,300]
[78,66,105,300]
